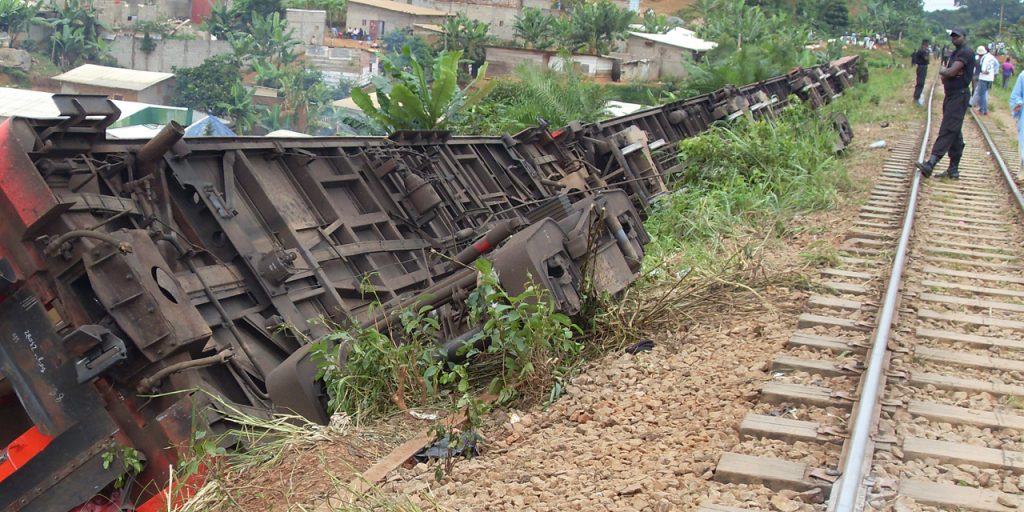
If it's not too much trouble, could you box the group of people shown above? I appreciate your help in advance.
[841,32,887,49]
[915,28,1024,181]
[331,26,369,41]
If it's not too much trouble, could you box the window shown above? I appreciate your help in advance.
[499,20,503,26]
[362,19,366,25]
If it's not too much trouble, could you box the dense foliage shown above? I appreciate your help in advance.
[353,48,493,132]
[0,0,37,48]
[450,64,609,135]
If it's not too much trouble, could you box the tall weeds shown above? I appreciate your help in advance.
[644,106,852,271]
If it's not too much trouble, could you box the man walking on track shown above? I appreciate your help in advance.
[1009,67,1024,179]
[974,45,998,115]
[916,28,976,180]
[912,39,930,106]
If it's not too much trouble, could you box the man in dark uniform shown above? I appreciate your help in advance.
[912,39,930,106]
[916,28,976,180]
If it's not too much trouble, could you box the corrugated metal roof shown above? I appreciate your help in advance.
[348,0,449,17]
[0,87,153,119]
[629,28,717,52]
[54,64,174,91]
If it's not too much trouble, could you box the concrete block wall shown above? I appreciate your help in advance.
[109,36,233,73]
[286,8,327,49]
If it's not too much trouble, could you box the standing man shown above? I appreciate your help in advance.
[912,39,930,106]
[1003,57,1015,89]
[916,28,976,180]
[1009,68,1024,179]
[975,45,998,115]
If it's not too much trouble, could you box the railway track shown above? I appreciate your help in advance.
[699,80,1024,512]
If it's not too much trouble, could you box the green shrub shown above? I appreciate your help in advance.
[644,105,851,269]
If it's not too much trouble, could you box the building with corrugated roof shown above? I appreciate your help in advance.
[53,64,176,104]
[345,0,450,39]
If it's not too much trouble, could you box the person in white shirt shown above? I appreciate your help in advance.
[974,45,999,115]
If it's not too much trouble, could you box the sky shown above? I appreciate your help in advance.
[923,0,957,11]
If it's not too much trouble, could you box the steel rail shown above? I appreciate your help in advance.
[970,109,1024,216]
[827,78,936,512]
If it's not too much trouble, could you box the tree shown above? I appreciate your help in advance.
[203,0,237,39]
[352,48,494,133]
[383,29,436,67]
[173,55,248,118]
[44,0,108,68]
[0,0,38,48]
[562,0,634,55]
[513,8,557,49]
[818,0,849,32]
[439,13,494,75]
[638,9,680,34]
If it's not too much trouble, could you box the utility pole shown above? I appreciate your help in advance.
[1000,0,1005,41]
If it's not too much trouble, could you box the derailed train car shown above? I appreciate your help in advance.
[0,55,860,511]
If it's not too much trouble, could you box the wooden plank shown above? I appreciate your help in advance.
[899,479,1021,512]
[820,268,875,279]
[918,308,1024,330]
[844,237,887,248]
[797,313,870,331]
[916,327,1024,351]
[739,413,823,443]
[839,245,883,256]
[926,228,1008,242]
[907,400,1024,430]
[760,382,848,408]
[920,280,1024,299]
[919,292,1024,313]
[931,220,1006,233]
[788,333,866,353]
[910,372,1024,397]
[808,295,862,311]
[922,255,1017,271]
[821,281,870,295]
[772,354,850,377]
[923,247,1018,261]
[713,452,817,491]
[844,229,892,241]
[902,436,1024,472]
[838,256,881,266]
[915,346,1024,373]
[923,266,1024,284]
[922,239,1017,254]
[933,215,1005,226]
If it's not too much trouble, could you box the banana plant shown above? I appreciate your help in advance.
[351,48,495,133]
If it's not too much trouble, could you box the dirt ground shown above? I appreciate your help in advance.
[205,68,920,512]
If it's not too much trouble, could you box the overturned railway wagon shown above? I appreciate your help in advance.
[0,55,860,511]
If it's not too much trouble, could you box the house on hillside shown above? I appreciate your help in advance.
[485,47,619,79]
[53,64,176,104]
[623,27,716,80]
[406,0,631,40]
[345,0,450,39]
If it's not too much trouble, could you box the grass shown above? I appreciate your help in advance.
[643,104,853,273]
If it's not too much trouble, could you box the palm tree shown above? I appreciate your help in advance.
[513,8,556,49]
[352,48,493,133]
[251,11,299,65]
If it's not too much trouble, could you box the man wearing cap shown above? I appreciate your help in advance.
[974,45,998,115]
[912,39,931,106]
[917,28,976,180]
